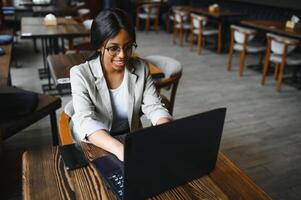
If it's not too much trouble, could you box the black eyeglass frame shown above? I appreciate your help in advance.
[105,42,138,56]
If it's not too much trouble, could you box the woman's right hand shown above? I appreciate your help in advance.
[88,130,124,161]
[115,143,124,162]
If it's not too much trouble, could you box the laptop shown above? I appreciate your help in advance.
[92,107,226,200]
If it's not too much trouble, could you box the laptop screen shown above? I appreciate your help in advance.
[123,108,226,199]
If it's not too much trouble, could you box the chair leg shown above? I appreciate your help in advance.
[136,16,140,31]
[167,17,170,33]
[261,55,270,85]
[217,23,222,53]
[276,50,288,92]
[227,30,234,72]
[227,45,234,72]
[198,33,202,55]
[274,63,279,80]
[261,38,271,85]
[190,30,194,51]
[145,18,150,32]
[239,34,250,77]
[239,49,247,76]
[155,18,159,32]
[276,62,285,92]
[180,28,183,46]
[173,27,177,44]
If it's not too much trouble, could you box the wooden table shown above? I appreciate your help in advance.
[21,17,88,38]
[0,87,61,156]
[47,52,164,95]
[21,17,89,92]
[189,7,242,19]
[22,143,271,200]
[241,20,301,40]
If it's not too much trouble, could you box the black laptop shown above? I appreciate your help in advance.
[92,108,226,200]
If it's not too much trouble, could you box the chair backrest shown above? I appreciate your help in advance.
[190,13,207,28]
[144,55,182,115]
[77,8,91,21]
[142,3,160,15]
[137,1,161,17]
[266,33,298,55]
[174,10,189,23]
[230,25,256,44]
[59,101,74,145]
[83,19,93,30]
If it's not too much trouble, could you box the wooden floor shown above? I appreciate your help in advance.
[1,31,301,199]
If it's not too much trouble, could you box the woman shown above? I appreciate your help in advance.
[70,8,171,161]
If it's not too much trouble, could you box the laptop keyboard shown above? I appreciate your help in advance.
[92,155,124,200]
[108,170,124,198]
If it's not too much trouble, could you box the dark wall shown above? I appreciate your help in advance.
[190,0,301,11]
[190,0,301,20]
[84,0,101,18]
[229,0,301,10]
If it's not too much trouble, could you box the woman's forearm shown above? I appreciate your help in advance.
[87,130,124,161]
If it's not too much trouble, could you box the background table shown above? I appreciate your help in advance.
[241,20,301,40]
[22,143,271,200]
[21,17,89,92]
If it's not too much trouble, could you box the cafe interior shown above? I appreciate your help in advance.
[1,0,301,199]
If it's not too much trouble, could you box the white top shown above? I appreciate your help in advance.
[85,70,130,137]
[109,70,129,133]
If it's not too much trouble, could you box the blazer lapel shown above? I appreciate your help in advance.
[127,66,137,129]
[90,58,113,119]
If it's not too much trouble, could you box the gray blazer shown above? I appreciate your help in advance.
[70,56,171,140]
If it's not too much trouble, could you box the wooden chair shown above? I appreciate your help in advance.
[144,55,182,115]
[58,101,74,145]
[136,1,161,32]
[261,33,301,92]
[190,13,220,54]
[173,9,191,46]
[227,25,265,76]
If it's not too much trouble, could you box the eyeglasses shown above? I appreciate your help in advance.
[105,43,138,56]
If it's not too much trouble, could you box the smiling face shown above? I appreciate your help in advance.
[101,29,134,74]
